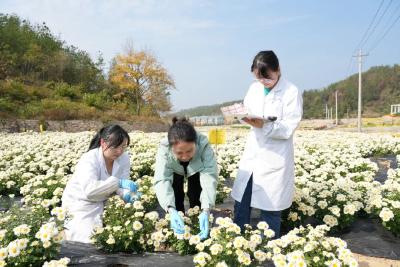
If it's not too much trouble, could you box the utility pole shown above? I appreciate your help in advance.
[353,49,368,132]
[325,104,328,120]
[335,91,338,125]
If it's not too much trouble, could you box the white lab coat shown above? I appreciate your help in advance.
[231,77,303,211]
[61,147,130,243]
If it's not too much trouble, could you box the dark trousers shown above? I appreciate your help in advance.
[172,172,202,212]
[233,175,282,239]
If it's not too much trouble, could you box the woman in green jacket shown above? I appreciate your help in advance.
[153,117,218,240]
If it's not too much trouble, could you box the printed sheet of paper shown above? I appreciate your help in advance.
[220,103,265,121]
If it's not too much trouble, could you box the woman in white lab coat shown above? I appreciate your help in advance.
[231,51,303,238]
[62,124,138,243]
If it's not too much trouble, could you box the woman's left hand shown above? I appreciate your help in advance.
[119,179,138,193]
[243,117,264,128]
[198,210,210,240]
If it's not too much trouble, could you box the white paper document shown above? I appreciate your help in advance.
[221,103,275,122]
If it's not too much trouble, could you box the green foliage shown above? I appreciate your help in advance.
[0,13,171,120]
[83,91,110,109]
[53,82,82,100]
[303,65,400,119]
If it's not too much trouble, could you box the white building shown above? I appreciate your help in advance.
[190,116,225,126]
[391,104,400,115]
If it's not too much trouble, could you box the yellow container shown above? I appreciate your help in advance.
[208,129,226,145]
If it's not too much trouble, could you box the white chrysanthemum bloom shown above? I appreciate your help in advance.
[16,238,29,249]
[328,205,341,217]
[250,234,262,245]
[318,200,328,209]
[237,251,251,265]
[51,207,67,220]
[7,242,20,257]
[254,250,267,262]
[379,207,394,222]
[209,243,223,255]
[0,248,8,260]
[196,242,205,251]
[233,236,246,249]
[43,257,71,267]
[193,252,210,267]
[327,259,342,267]
[323,215,339,227]
[343,204,356,215]
[145,211,159,221]
[189,235,201,245]
[133,201,144,210]
[257,221,268,230]
[183,231,191,240]
[304,242,314,252]
[132,221,143,231]
[209,228,220,239]
[264,229,275,238]
[215,261,228,267]
[43,240,52,248]
[273,246,281,254]
[13,224,31,236]
[106,235,115,245]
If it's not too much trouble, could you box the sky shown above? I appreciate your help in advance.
[1,0,399,111]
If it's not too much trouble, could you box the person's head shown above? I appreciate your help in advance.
[89,124,130,161]
[251,50,281,89]
[168,117,197,162]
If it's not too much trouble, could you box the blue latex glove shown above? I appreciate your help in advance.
[122,192,132,203]
[198,211,209,240]
[169,208,185,234]
[119,179,137,193]
[132,192,142,201]
[122,191,142,203]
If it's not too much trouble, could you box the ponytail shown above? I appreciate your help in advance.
[88,127,106,150]
[168,117,197,145]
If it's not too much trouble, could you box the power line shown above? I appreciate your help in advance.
[367,2,400,52]
[353,0,386,52]
[345,0,386,79]
[359,0,393,49]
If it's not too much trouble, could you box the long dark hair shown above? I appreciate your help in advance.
[167,117,197,146]
[251,50,280,78]
[88,124,130,151]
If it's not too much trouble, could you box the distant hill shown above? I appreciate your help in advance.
[173,65,400,119]
[173,100,241,117]
[303,65,400,119]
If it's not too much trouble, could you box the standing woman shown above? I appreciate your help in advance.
[231,51,303,238]
[62,124,138,243]
[153,117,218,240]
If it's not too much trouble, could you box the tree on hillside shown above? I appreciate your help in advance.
[108,47,175,115]
[0,13,106,91]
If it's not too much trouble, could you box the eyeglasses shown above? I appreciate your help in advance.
[108,143,128,152]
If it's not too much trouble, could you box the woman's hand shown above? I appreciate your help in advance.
[119,179,138,193]
[243,117,264,128]
[169,208,185,234]
[198,210,210,240]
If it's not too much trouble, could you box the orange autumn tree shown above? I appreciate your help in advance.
[109,48,175,115]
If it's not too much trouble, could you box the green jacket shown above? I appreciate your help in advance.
[153,133,218,211]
